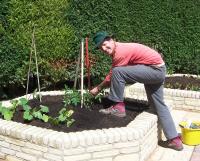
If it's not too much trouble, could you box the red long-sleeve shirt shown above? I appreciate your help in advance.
[103,42,164,84]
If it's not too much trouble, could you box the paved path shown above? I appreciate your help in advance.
[147,109,200,161]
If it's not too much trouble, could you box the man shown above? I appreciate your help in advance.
[90,31,183,151]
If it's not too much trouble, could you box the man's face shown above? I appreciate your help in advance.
[100,39,115,56]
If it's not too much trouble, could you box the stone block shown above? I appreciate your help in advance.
[21,147,43,156]
[64,153,91,161]
[25,142,47,153]
[43,153,62,161]
[0,141,10,148]
[64,147,85,155]
[93,150,119,159]
[114,153,139,161]
[16,152,37,161]
[1,147,16,155]
[6,155,23,161]
[87,144,112,152]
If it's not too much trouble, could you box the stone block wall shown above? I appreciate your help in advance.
[124,83,200,112]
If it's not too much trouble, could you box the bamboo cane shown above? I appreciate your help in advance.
[81,39,84,108]
[26,35,34,99]
[33,27,42,102]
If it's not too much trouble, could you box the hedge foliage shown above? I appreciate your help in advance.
[0,0,76,87]
[0,0,200,90]
[66,0,200,75]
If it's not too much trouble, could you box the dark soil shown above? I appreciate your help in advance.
[11,96,148,133]
[165,75,200,90]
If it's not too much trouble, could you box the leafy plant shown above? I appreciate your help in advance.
[0,99,20,121]
[49,108,75,127]
[83,91,94,109]
[63,85,80,107]
[32,105,49,122]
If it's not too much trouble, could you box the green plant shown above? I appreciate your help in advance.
[0,103,14,121]
[49,108,75,127]
[83,90,104,109]
[0,98,21,121]
[31,105,49,122]
[63,85,81,107]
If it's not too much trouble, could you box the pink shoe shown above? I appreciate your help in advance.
[99,102,126,117]
[167,136,183,151]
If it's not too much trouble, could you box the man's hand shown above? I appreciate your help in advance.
[89,86,100,96]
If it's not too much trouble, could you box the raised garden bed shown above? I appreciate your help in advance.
[0,91,158,161]
[165,74,200,91]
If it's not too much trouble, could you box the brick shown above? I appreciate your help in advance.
[21,147,43,156]
[64,147,85,155]
[63,134,71,148]
[102,129,114,144]
[68,133,79,148]
[64,153,91,161]
[5,138,25,147]
[10,144,21,151]
[87,144,112,152]
[76,132,86,147]
[31,129,50,145]
[93,150,119,158]
[48,147,63,155]
[80,131,92,146]
[119,146,140,154]
[0,121,12,134]
[90,130,101,145]
[114,141,139,149]
[48,133,63,148]
[25,142,47,153]
[5,122,20,136]
[0,135,6,141]
[114,153,139,161]
[107,128,121,142]
[42,131,58,146]
[0,152,5,159]
[30,128,47,144]
[0,141,10,148]
[90,158,112,161]
[185,99,200,106]
[20,126,35,140]
[1,147,15,155]
[15,125,30,139]
[6,155,23,161]
[95,130,107,144]
[37,158,49,161]
[9,124,26,138]
[16,152,37,161]
[43,153,62,161]
[21,126,39,141]
[114,128,128,142]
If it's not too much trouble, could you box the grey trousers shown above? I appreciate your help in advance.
[108,65,178,139]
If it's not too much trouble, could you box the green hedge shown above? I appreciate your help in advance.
[66,0,200,75]
[0,0,200,90]
[0,0,76,87]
